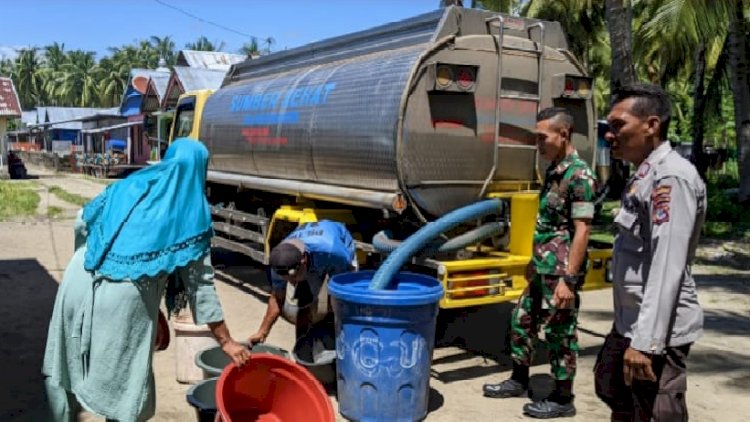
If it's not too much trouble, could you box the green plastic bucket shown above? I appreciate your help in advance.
[195,343,291,379]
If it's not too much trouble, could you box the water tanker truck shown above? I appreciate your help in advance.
[169,6,613,309]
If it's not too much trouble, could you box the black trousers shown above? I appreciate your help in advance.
[594,329,690,422]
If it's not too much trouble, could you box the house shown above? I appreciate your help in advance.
[175,50,246,71]
[38,107,119,152]
[161,66,227,110]
[163,50,245,110]
[119,68,171,164]
[152,51,245,157]
[7,111,44,151]
[0,77,22,176]
[120,51,247,162]
[141,69,172,160]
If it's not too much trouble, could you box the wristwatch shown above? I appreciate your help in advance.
[562,274,579,286]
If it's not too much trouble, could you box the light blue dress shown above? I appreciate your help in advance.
[43,247,223,421]
[42,139,225,422]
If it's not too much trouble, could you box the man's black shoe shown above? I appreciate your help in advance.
[523,399,576,419]
[482,379,527,398]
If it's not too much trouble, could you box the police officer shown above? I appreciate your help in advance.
[594,83,705,422]
[249,220,357,343]
[483,107,597,419]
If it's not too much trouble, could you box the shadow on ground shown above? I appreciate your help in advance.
[581,306,750,338]
[561,302,750,391]
[428,386,445,413]
[695,240,750,271]
[431,303,606,384]
[212,248,271,302]
[689,347,750,389]
[0,259,59,421]
[694,273,750,294]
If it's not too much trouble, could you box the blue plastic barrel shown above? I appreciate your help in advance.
[329,270,444,422]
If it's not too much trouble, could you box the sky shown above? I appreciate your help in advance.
[0,0,443,60]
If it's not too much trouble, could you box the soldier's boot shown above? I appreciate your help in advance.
[523,399,576,419]
[482,379,527,398]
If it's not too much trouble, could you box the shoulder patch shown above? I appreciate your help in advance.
[651,184,672,225]
[637,162,651,178]
[653,206,670,225]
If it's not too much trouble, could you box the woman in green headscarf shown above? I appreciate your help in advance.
[42,138,250,422]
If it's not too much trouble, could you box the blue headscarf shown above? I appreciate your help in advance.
[82,138,213,281]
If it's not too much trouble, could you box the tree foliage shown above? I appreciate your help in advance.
[0,34,275,109]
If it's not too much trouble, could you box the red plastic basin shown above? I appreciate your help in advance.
[216,353,334,422]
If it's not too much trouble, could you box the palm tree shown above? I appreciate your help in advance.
[263,36,275,54]
[605,0,636,91]
[137,40,160,69]
[115,45,144,68]
[526,1,607,68]
[601,0,637,196]
[51,50,99,107]
[0,57,13,77]
[40,42,68,105]
[726,1,750,202]
[185,36,225,52]
[150,35,176,66]
[110,43,154,70]
[42,42,66,70]
[471,0,519,13]
[14,47,44,109]
[637,0,733,178]
[523,1,610,114]
[637,0,750,198]
[240,37,261,57]
[95,56,129,107]
[664,75,694,140]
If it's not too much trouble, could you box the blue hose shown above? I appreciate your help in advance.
[372,221,506,254]
[371,230,403,253]
[429,221,506,252]
[369,199,504,290]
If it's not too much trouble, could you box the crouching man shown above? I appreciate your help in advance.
[249,220,357,343]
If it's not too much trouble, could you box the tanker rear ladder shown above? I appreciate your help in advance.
[480,16,546,198]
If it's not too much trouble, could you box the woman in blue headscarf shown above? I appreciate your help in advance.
[42,139,250,422]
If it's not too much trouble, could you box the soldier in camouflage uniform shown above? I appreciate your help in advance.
[483,107,597,419]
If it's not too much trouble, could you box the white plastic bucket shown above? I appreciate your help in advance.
[173,314,219,384]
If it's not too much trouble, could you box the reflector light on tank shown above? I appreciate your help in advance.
[456,67,476,90]
[436,65,454,88]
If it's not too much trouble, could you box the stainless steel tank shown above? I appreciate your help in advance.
[201,6,595,218]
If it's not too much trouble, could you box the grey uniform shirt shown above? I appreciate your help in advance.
[612,142,706,354]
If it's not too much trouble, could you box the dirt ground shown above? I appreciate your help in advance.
[1,168,749,421]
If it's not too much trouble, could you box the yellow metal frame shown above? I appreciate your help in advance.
[438,191,540,308]
[582,248,613,291]
[168,89,215,143]
[436,191,613,308]
[438,254,529,308]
